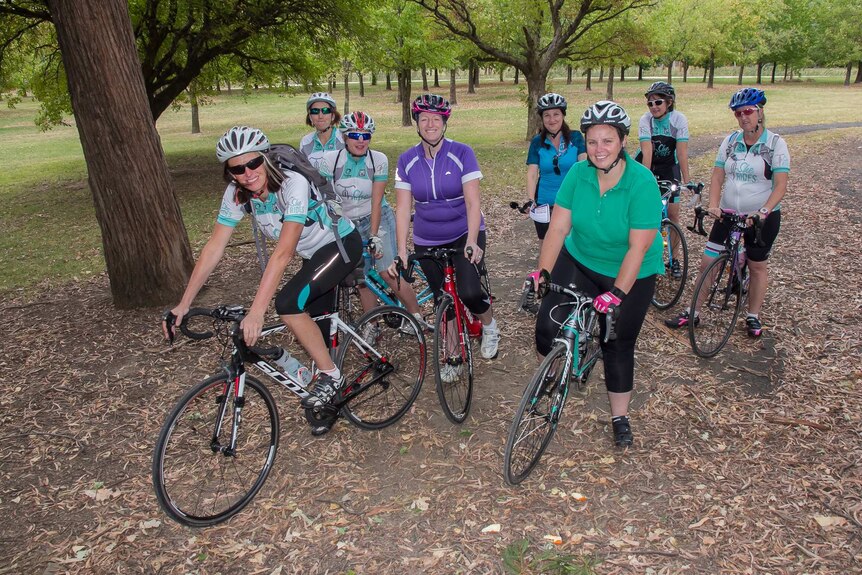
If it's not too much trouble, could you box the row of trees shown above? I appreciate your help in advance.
[0,0,858,308]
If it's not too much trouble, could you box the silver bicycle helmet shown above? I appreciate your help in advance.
[306,92,337,110]
[537,93,567,114]
[339,111,376,134]
[216,126,270,163]
[579,100,631,135]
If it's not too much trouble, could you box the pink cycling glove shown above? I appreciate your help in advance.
[593,291,622,314]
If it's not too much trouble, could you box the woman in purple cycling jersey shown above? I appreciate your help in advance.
[389,94,501,363]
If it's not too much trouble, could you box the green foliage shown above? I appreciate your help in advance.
[502,539,599,575]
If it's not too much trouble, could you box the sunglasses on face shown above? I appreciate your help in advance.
[734,108,758,118]
[552,155,561,175]
[346,132,372,141]
[227,155,265,175]
[309,107,332,115]
[647,99,665,108]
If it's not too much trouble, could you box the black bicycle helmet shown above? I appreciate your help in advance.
[645,81,675,100]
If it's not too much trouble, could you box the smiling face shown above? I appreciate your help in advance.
[584,124,625,171]
[308,99,335,132]
[417,112,445,143]
[647,94,670,118]
[541,108,565,133]
[345,131,371,156]
[226,152,268,196]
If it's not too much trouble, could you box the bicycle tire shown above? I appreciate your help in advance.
[338,306,426,429]
[503,343,568,485]
[152,373,279,527]
[652,220,689,310]
[689,254,742,358]
[434,295,474,424]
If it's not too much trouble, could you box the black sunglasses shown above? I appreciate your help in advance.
[309,107,332,115]
[647,99,665,108]
[552,155,561,175]
[227,155,265,175]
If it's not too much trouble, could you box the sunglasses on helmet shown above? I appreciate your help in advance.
[552,155,561,175]
[309,107,332,115]
[227,155,265,175]
[346,132,372,141]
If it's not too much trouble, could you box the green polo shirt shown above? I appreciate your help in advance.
[556,152,664,279]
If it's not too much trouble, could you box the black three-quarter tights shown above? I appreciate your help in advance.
[535,248,655,394]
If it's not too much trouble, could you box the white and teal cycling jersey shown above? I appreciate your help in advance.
[318,149,389,221]
[299,130,345,172]
[715,128,790,215]
[276,170,355,260]
[217,185,283,240]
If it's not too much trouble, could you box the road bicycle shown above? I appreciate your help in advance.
[685,207,764,358]
[403,247,492,424]
[338,241,434,327]
[503,282,613,485]
[651,180,702,310]
[152,295,426,527]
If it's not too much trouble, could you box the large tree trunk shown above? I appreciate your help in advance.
[707,50,715,88]
[449,68,457,105]
[855,61,862,83]
[524,71,548,140]
[46,0,193,308]
[606,64,615,100]
[398,68,412,126]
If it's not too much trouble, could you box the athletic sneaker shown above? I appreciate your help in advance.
[400,312,433,335]
[665,310,699,329]
[746,316,763,337]
[440,361,464,383]
[480,322,501,359]
[612,415,633,448]
[300,372,344,408]
[671,260,682,279]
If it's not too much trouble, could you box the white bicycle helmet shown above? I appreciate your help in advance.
[579,100,631,135]
[339,111,376,134]
[537,93,567,114]
[306,92,337,110]
[216,126,270,163]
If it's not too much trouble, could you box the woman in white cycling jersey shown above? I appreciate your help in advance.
[299,92,344,169]
[524,93,586,249]
[165,126,363,435]
[317,111,425,325]
[665,88,788,337]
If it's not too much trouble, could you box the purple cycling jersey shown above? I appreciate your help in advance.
[394,139,484,245]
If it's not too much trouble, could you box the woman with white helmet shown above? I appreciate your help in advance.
[299,92,344,169]
[523,93,586,248]
[317,111,425,325]
[164,125,363,436]
[526,101,663,448]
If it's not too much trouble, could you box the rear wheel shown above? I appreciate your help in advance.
[689,254,742,358]
[152,374,279,527]
[434,295,474,424]
[652,220,688,310]
[338,306,426,429]
[503,343,568,485]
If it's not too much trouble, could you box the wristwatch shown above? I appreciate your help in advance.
[758,207,770,216]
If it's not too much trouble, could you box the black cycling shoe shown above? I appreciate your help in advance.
[612,416,633,447]
[746,316,763,337]
[310,418,336,437]
[664,310,699,329]
[300,372,344,409]
[671,260,682,279]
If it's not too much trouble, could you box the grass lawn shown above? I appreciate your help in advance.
[1,73,861,295]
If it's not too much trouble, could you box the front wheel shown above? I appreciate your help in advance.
[503,343,569,485]
[434,295,474,424]
[689,253,742,358]
[652,220,688,310]
[338,306,426,429]
[152,374,279,527]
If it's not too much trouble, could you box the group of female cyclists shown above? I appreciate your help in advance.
[164,84,788,447]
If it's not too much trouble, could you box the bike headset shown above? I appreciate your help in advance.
[579,101,631,174]
[411,94,451,157]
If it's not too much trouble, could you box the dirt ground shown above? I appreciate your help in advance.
[1,131,861,575]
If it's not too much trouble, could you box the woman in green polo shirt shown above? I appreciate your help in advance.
[527,101,663,448]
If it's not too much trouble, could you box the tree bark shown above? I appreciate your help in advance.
[343,70,350,114]
[189,82,200,134]
[449,68,457,105]
[467,60,476,93]
[707,50,715,88]
[845,62,852,86]
[524,71,548,139]
[386,72,392,91]
[359,72,365,97]
[855,61,862,83]
[371,71,377,86]
[422,64,428,91]
[756,61,763,84]
[638,64,643,81]
[398,69,412,126]
[683,61,689,82]
[737,63,744,85]
[46,0,193,308]
[606,64,615,100]
[585,68,592,91]
[567,65,573,85]
[620,66,626,81]
[783,63,788,81]
[599,66,604,81]
[434,68,439,87]
[514,68,519,84]
[771,62,777,83]
[666,60,672,83]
